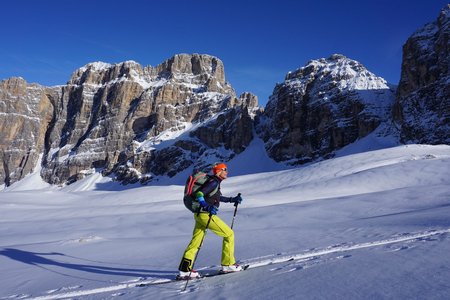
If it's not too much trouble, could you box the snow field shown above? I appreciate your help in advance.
[1,144,450,299]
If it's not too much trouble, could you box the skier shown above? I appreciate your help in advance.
[178,163,243,279]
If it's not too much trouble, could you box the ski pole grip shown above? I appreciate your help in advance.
[234,193,241,207]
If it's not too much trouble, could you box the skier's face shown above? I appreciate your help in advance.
[217,168,228,180]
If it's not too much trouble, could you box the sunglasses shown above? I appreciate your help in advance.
[220,168,228,172]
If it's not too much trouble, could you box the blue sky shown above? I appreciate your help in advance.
[1,0,447,106]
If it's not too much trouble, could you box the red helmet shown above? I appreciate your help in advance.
[212,163,228,175]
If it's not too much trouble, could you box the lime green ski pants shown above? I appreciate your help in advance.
[179,212,235,271]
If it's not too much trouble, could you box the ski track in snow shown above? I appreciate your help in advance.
[22,228,450,300]
[243,228,450,268]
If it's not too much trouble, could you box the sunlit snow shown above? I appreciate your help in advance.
[1,142,450,299]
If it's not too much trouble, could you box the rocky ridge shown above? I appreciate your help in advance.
[394,4,450,144]
[0,54,257,186]
[42,54,257,185]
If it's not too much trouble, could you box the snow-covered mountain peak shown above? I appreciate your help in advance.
[286,54,390,91]
[67,54,232,93]
[259,54,397,165]
[78,60,142,72]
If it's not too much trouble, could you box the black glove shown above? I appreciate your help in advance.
[232,194,243,204]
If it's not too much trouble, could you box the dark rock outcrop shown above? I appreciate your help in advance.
[394,5,450,144]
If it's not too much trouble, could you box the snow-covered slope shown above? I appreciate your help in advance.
[1,144,450,299]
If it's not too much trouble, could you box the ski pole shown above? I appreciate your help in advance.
[183,213,213,292]
[230,193,241,229]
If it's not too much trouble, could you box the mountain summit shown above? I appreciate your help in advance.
[0,54,258,186]
[257,54,396,164]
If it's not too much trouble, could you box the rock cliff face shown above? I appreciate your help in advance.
[394,5,450,144]
[134,102,257,182]
[0,54,258,186]
[40,54,252,184]
[0,78,58,186]
[257,54,396,164]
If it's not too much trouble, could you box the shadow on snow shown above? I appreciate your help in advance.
[0,248,173,279]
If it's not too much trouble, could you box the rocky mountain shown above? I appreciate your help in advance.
[0,54,258,186]
[1,6,449,188]
[256,54,396,164]
[394,4,450,144]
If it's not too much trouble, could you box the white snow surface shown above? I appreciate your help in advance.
[1,144,450,299]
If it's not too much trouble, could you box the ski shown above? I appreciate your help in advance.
[136,264,250,287]
[203,264,250,277]
[135,278,176,287]
[175,275,203,281]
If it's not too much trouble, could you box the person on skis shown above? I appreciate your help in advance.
[178,163,243,279]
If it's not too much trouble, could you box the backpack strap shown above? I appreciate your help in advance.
[185,175,195,196]
[199,176,219,199]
